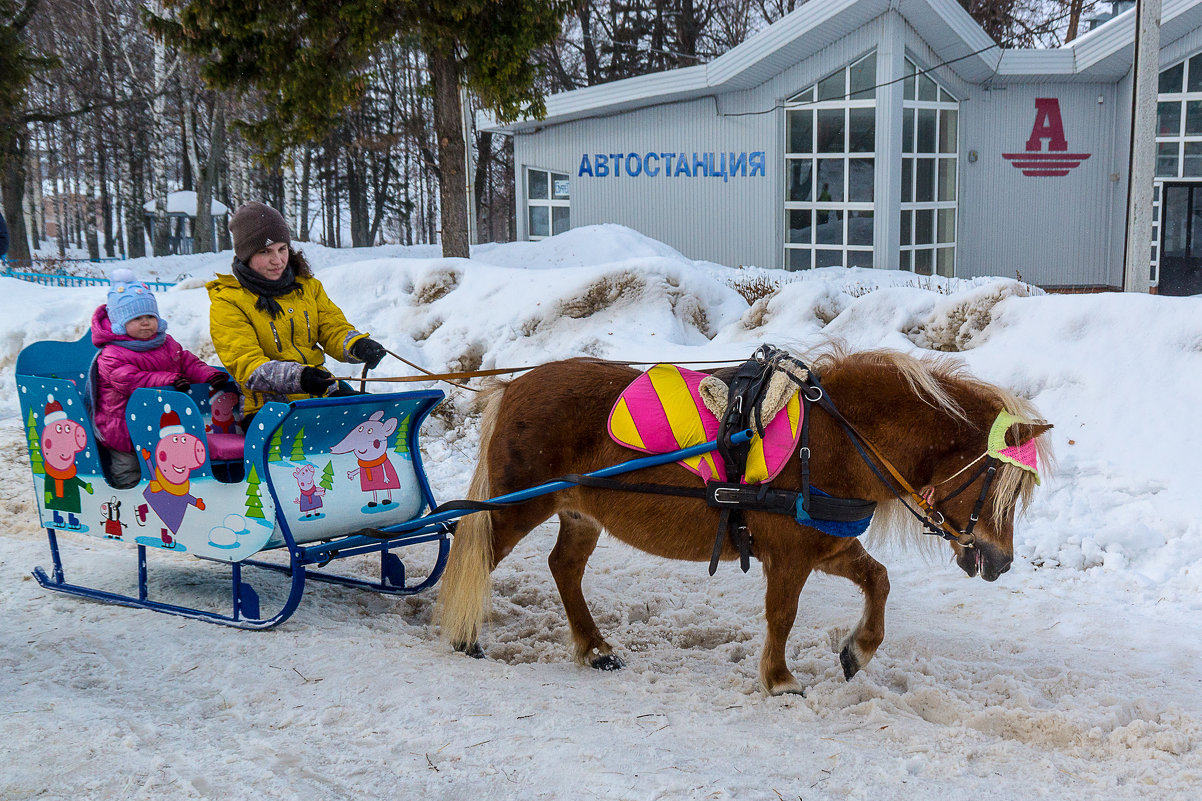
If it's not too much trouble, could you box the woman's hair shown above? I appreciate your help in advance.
[288,247,314,279]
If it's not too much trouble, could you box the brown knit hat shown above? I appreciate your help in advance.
[229,202,291,263]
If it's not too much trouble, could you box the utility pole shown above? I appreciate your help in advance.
[1123,0,1160,293]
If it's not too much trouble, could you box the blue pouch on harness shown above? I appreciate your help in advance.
[795,488,875,538]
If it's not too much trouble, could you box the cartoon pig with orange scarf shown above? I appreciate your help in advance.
[40,398,94,529]
[331,410,400,507]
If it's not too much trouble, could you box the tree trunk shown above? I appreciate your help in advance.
[1,127,31,264]
[298,146,311,241]
[99,142,115,258]
[150,10,172,257]
[429,48,469,258]
[85,134,100,261]
[474,130,491,243]
[125,140,147,259]
[1065,0,1085,43]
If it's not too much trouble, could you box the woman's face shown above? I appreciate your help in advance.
[247,241,290,280]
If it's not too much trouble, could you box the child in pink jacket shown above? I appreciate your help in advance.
[92,269,236,488]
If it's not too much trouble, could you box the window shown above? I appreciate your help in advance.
[899,58,958,277]
[1152,53,1202,283]
[784,52,876,270]
[527,168,570,239]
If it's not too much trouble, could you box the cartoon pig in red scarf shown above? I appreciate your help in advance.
[331,410,400,507]
[40,398,94,529]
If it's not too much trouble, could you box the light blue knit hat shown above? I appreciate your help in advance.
[107,268,160,331]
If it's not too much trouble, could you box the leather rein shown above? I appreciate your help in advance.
[785,360,992,549]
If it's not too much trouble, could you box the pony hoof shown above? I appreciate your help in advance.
[591,654,625,671]
[454,641,486,660]
[839,645,860,680]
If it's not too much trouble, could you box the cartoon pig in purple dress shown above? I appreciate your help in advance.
[140,409,207,548]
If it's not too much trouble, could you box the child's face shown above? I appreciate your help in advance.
[124,314,159,340]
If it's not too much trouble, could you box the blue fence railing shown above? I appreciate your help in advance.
[1,260,176,291]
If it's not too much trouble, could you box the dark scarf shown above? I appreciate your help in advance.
[232,258,302,318]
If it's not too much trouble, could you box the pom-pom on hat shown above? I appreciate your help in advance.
[229,201,291,264]
[159,407,185,438]
[44,397,67,424]
[107,268,160,332]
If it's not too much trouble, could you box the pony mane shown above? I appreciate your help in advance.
[801,345,1053,542]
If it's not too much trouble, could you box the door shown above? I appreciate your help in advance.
[1159,183,1202,295]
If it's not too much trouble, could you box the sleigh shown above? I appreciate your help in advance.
[16,332,451,629]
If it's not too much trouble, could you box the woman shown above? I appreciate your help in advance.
[207,202,386,423]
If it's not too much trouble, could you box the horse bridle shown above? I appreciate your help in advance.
[768,350,997,549]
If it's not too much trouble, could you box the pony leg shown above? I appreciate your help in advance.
[548,512,622,671]
[815,540,890,680]
[759,558,812,696]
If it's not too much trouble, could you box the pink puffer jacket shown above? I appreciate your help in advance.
[91,305,222,452]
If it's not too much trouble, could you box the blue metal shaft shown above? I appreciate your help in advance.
[379,428,753,535]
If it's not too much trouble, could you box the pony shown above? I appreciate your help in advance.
[437,348,1052,695]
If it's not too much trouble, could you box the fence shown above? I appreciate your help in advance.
[0,258,177,291]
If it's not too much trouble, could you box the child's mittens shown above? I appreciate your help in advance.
[171,375,191,392]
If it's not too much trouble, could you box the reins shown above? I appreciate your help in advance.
[333,355,754,391]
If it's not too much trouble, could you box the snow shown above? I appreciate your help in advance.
[141,190,230,217]
[2,224,1201,800]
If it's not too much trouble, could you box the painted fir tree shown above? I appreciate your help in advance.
[25,408,44,475]
[393,415,410,454]
[290,426,306,462]
[267,429,283,463]
[320,461,334,492]
[244,466,266,521]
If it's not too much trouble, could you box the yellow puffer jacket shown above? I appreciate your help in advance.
[207,274,368,414]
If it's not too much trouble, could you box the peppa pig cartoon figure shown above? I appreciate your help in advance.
[40,398,94,529]
[140,407,207,549]
[292,462,326,519]
[207,387,239,435]
[331,410,400,507]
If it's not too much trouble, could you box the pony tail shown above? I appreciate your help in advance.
[437,384,506,650]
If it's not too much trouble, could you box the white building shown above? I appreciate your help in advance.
[485,0,1202,294]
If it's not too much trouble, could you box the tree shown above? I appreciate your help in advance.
[1,0,45,264]
[26,407,44,475]
[319,460,334,491]
[290,426,306,462]
[244,465,266,520]
[153,0,569,258]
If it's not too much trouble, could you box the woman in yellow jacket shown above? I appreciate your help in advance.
[208,202,386,423]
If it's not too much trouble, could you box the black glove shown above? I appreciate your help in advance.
[211,378,240,395]
[207,371,232,387]
[300,366,337,396]
[171,375,192,392]
[351,337,387,370]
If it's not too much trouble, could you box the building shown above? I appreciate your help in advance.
[143,191,231,255]
[484,0,1202,295]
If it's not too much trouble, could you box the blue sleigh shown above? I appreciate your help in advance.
[17,332,451,629]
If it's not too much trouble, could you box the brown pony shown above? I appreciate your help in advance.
[437,348,1052,695]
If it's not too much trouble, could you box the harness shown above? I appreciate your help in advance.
[437,346,1032,577]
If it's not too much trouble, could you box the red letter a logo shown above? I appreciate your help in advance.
[1025,98,1069,152]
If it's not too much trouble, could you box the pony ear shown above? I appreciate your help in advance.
[1008,421,1053,446]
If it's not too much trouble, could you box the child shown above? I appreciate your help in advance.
[91,269,236,488]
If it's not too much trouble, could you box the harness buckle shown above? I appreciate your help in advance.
[712,487,745,505]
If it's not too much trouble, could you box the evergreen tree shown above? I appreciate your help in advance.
[319,460,334,491]
[268,429,284,462]
[290,426,306,462]
[393,415,410,454]
[153,0,569,258]
[245,465,266,520]
[26,408,44,475]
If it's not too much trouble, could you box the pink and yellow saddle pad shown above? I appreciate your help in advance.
[608,364,802,484]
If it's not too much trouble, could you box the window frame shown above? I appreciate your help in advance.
[526,167,571,240]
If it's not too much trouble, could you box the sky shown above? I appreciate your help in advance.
[2,225,1200,800]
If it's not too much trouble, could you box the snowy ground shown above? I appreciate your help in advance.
[2,226,1200,800]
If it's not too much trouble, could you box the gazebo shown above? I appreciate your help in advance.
[143,191,230,255]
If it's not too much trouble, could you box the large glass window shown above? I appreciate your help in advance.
[1152,53,1202,284]
[526,168,570,239]
[899,58,958,277]
[784,52,876,270]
